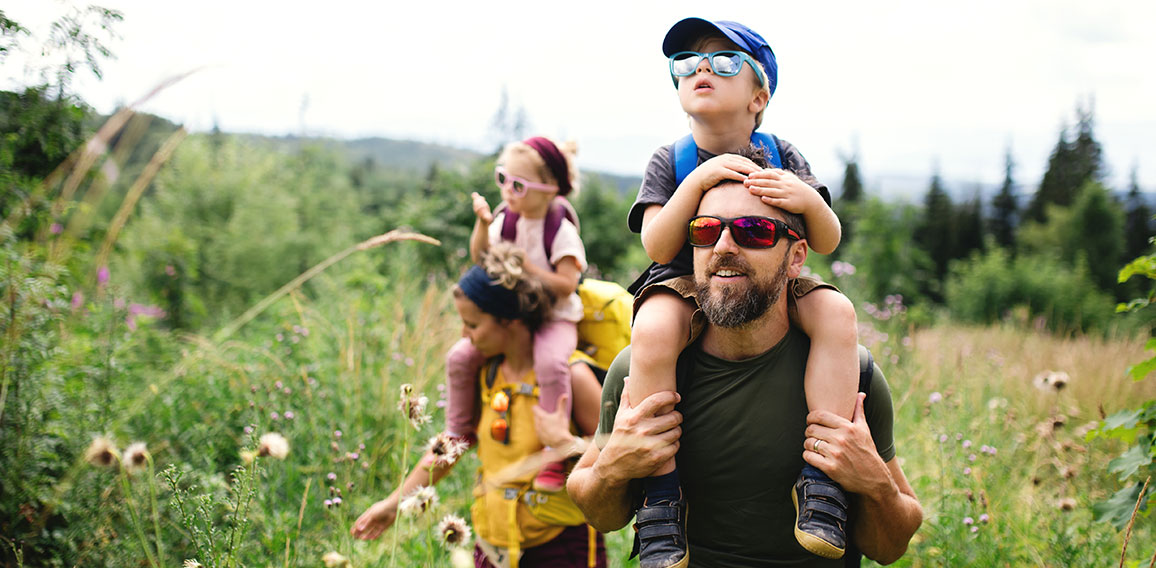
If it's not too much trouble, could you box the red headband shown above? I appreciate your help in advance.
[523,137,572,197]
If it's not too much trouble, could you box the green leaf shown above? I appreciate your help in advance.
[1107,443,1153,480]
[1093,483,1146,529]
[1101,409,1143,432]
[1127,357,1156,381]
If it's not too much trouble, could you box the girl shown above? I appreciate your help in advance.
[445,136,586,492]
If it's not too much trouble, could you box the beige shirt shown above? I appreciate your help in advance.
[489,211,586,323]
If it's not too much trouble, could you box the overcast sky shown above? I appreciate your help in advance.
[4,0,1155,198]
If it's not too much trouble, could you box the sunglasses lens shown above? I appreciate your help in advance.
[495,169,508,187]
[671,53,701,76]
[732,217,777,248]
[491,391,509,413]
[490,417,508,443]
[688,217,723,247]
[711,52,742,76]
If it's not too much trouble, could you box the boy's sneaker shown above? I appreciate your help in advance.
[532,461,566,492]
[631,496,689,568]
[792,467,848,559]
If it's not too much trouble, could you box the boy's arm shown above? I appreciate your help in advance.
[744,170,841,254]
[640,154,762,264]
[468,192,494,263]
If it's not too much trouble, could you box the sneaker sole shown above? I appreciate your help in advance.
[792,485,845,559]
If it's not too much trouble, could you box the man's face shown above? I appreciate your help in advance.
[693,182,802,328]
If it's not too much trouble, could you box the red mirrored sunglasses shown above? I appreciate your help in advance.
[687,215,800,249]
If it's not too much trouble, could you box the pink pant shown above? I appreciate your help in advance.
[445,320,577,438]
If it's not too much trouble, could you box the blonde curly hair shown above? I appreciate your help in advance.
[454,242,555,332]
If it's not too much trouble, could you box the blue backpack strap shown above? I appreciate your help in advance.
[750,131,783,168]
[671,134,698,188]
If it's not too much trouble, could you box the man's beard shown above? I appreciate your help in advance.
[696,252,791,328]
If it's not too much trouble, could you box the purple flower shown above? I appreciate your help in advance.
[50,223,63,234]
[270,412,280,421]
[165,265,176,277]
[969,454,977,462]
[962,440,973,449]
[324,499,333,508]
[327,472,337,481]
[334,430,343,439]
[928,392,943,404]
[963,516,974,525]
[71,291,84,310]
[939,434,948,443]
[284,411,295,420]
[963,467,972,476]
[979,514,990,524]
[97,266,110,287]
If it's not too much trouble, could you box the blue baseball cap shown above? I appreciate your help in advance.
[662,17,778,98]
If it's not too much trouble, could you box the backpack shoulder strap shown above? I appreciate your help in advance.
[499,207,519,244]
[484,356,504,391]
[671,134,698,188]
[857,345,874,397]
[542,198,579,269]
[751,131,783,169]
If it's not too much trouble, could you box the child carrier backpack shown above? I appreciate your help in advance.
[671,131,783,187]
[497,198,633,370]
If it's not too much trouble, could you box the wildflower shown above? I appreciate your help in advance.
[831,260,856,277]
[1057,497,1077,511]
[962,440,972,449]
[327,472,337,482]
[122,442,149,473]
[270,411,280,421]
[426,432,469,467]
[71,291,84,310]
[963,516,974,526]
[97,266,110,287]
[85,436,119,468]
[969,526,978,534]
[332,497,343,507]
[166,265,177,277]
[962,467,971,476]
[50,222,63,234]
[257,433,290,459]
[334,429,343,439]
[399,388,431,429]
[938,434,948,443]
[284,411,295,420]
[322,551,350,567]
[968,454,977,462]
[324,499,333,509]
[1033,370,1071,393]
[399,485,439,516]
[437,513,473,548]
[978,513,990,524]
[184,561,203,568]
[928,392,943,404]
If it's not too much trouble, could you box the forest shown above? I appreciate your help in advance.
[3,5,1156,567]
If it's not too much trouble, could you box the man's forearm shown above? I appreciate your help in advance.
[567,444,636,533]
[852,459,923,565]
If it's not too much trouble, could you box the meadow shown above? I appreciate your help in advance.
[3,217,1155,567]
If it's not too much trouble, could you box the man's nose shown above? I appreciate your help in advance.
[713,226,741,253]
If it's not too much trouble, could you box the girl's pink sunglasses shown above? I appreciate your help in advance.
[494,166,558,197]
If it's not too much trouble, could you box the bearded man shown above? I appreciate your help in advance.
[567,146,922,567]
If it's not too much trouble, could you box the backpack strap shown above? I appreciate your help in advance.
[671,131,784,187]
[485,356,503,390]
[496,198,579,270]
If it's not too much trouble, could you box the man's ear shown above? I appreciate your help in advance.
[785,240,808,278]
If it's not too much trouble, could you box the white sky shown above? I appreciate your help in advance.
[4,0,1155,198]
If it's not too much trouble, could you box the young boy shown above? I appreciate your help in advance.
[626,17,860,567]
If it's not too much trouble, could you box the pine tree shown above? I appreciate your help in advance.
[1027,100,1104,223]
[990,147,1018,249]
[1124,165,1152,261]
[835,151,864,252]
[955,190,985,260]
[915,169,956,289]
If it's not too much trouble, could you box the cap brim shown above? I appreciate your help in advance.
[662,17,748,56]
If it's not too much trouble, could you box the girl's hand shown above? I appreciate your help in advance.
[471,192,494,224]
[350,497,399,541]
[532,393,575,450]
[745,169,825,215]
[683,154,761,195]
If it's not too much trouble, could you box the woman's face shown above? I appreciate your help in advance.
[453,295,512,358]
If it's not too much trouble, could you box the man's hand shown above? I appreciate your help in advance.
[803,393,892,496]
[744,168,825,216]
[593,379,683,485]
[471,192,494,224]
[683,154,761,195]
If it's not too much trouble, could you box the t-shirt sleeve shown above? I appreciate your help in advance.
[595,345,631,446]
[776,137,832,207]
[864,362,897,463]
[550,218,588,272]
[628,146,677,233]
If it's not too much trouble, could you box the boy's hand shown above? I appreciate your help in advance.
[745,169,825,215]
[470,192,494,224]
[683,154,761,195]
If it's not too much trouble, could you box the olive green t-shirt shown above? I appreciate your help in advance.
[597,328,896,567]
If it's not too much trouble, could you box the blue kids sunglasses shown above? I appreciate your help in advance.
[668,50,767,88]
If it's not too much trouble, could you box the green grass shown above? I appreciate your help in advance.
[3,240,1155,567]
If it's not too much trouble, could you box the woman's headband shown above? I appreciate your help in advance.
[458,264,520,321]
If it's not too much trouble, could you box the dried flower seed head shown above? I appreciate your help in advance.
[437,513,473,548]
[122,442,149,473]
[398,393,431,429]
[1057,497,1077,511]
[1033,370,1071,393]
[257,432,290,460]
[184,560,203,568]
[399,485,439,517]
[322,551,350,567]
[85,436,120,469]
[426,432,469,467]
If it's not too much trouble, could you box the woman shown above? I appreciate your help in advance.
[351,243,607,568]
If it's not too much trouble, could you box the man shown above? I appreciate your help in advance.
[566,147,922,567]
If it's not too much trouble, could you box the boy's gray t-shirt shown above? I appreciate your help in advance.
[627,138,831,291]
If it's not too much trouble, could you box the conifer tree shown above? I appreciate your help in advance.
[915,169,956,288]
[1124,165,1152,261]
[990,147,1019,249]
[955,190,985,260]
[835,151,864,252]
[1027,100,1103,222]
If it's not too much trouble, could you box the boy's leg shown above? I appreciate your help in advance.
[531,320,578,492]
[629,291,694,568]
[445,338,485,440]
[790,286,859,559]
